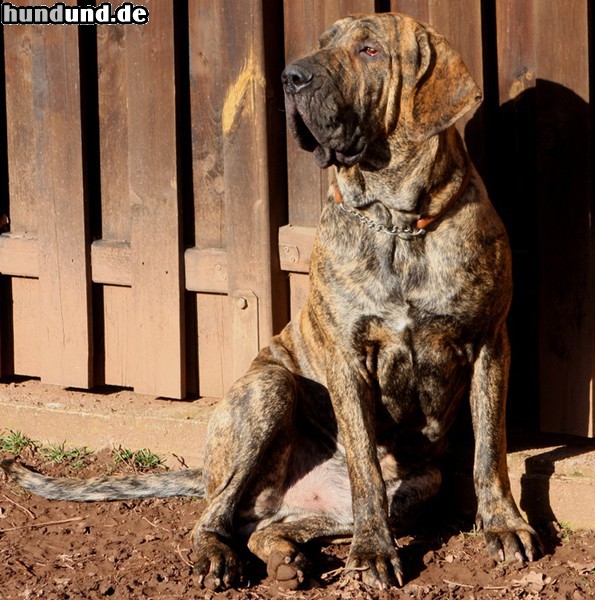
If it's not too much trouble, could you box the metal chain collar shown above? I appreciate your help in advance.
[337,201,426,238]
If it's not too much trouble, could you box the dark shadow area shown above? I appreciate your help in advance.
[0,24,9,230]
[466,80,593,533]
[64,384,134,396]
[466,80,592,436]
[0,374,39,385]
[0,277,14,374]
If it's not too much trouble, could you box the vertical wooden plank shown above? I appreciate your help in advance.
[493,0,540,429]
[426,0,484,129]
[3,26,38,238]
[11,278,40,376]
[221,0,288,361]
[102,285,133,387]
[390,1,430,24]
[4,23,40,378]
[390,0,483,124]
[495,0,536,105]
[97,26,130,243]
[127,0,185,398]
[283,0,376,228]
[5,22,92,387]
[190,1,226,250]
[189,2,229,397]
[533,0,593,436]
[197,294,233,398]
[96,25,135,388]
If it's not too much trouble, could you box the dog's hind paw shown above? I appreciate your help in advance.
[194,534,243,591]
[267,548,309,591]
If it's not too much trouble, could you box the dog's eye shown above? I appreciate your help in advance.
[362,46,380,57]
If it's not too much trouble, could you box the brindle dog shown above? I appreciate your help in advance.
[2,12,542,592]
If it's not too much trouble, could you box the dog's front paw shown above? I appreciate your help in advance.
[194,533,242,591]
[344,545,403,590]
[479,514,543,563]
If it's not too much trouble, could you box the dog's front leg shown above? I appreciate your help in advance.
[470,325,543,563]
[327,353,403,590]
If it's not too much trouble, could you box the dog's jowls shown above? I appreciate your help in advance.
[2,12,542,592]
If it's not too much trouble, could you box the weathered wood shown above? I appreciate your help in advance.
[230,291,259,381]
[426,0,484,132]
[91,242,230,295]
[184,248,229,294]
[3,24,38,238]
[95,24,133,389]
[97,26,130,243]
[11,278,40,377]
[126,0,185,398]
[221,0,288,364]
[190,1,227,250]
[0,235,38,278]
[390,0,429,23]
[3,21,40,379]
[278,225,316,273]
[91,241,131,287]
[102,284,134,387]
[197,294,233,398]
[187,3,229,395]
[5,22,92,388]
[495,0,536,105]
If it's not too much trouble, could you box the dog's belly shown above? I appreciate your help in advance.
[281,453,353,524]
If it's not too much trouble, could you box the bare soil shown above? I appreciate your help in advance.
[1,444,594,600]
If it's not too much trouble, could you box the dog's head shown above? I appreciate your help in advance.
[282,13,481,168]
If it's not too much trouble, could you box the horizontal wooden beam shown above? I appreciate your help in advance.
[91,240,131,286]
[0,234,39,278]
[278,224,316,273]
[92,242,230,294]
[1,228,314,287]
[184,247,228,294]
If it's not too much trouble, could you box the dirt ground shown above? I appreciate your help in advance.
[1,444,594,600]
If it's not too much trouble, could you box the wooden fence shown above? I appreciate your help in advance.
[0,0,592,437]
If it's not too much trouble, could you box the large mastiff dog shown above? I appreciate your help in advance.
[3,12,541,592]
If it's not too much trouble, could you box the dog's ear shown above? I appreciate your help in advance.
[403,26,482,141]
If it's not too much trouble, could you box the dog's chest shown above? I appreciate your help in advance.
[355,311,470,443]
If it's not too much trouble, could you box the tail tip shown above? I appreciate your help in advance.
[1,457,17,475]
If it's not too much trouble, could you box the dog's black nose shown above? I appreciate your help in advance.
[282,64,313,94]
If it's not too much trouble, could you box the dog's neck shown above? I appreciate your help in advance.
[333,127,469,233]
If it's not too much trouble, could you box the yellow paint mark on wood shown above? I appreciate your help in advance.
[222,48,265,137]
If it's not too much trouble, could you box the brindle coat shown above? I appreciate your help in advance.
[2,13,541,592]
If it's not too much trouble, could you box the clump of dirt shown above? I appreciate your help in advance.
[1,444,593,599]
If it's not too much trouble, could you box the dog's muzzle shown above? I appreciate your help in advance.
[281,63,313,95]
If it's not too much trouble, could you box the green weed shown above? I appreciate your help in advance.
[113,446,165,471]
[39,442,92,468]
[0,430,36,455]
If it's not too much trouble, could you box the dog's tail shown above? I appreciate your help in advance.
[1,459,205,502]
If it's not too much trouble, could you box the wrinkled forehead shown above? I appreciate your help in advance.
[318,14,407,49]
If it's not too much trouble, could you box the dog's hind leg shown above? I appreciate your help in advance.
[192,354,298,591]
[387,465,442,530]
[247,516,352,590]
